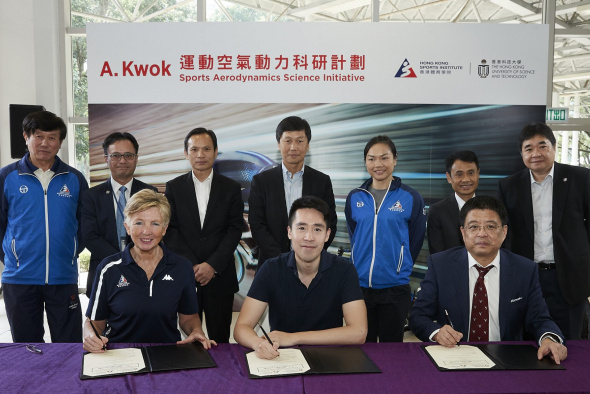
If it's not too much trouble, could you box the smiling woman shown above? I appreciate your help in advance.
[83,189,216,352]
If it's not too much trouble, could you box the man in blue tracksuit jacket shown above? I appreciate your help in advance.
[345,135,426,342]
[0,111,88,343]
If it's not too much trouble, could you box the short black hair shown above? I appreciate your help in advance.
[459,196,508,227]
[364,135,397,161]
[288,196,330,228]
[184,127,218,152]
[276,116,311,143]
[445,151,479,174]
[102,132,139,155]
[518,122,556,151]
[22,111,67,141]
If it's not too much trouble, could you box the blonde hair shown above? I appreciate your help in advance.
[124,189,171,227]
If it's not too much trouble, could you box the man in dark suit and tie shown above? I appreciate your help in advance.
[248,116,337,268]
[410,196,567,364]
[498,122,590,340]
[427,151,480,255]
[164,128,244,343]
[81,132,156,297]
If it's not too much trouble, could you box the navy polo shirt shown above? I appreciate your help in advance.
[86,243,199,343]
[247,250,363,333]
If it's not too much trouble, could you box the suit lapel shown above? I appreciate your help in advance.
[498,250,514,341]
[274,166,289,230]
[454,249,471,336]
[102,181,118,236]
[184,172,202,231]
[203,172,221,230]
[446,195,463,244]
[552,162,568,232]
[519,170,535,241]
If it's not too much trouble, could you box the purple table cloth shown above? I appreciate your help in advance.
[303,341,590,393]
[2,341,588,393]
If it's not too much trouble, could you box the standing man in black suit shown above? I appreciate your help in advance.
[427,151,479,255]
[164,128,243,343]
[82,132,156,297]
[248,116,337,268]
[498,122,590,340]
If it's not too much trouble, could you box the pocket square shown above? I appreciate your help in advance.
[510,297,523,303]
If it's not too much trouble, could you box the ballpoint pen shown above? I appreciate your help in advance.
[89,320,107,351]
[444,309,460,346]
[258,323,273,346]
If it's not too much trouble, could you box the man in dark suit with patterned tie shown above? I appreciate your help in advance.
[427,151,479,255]
[410,196,567,364]
[81,132,156,297]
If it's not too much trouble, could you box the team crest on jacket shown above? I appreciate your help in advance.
[57,184,72,198]
[388,200,404,212]
[117,275,130,287]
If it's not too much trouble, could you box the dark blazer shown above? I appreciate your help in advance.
[81,178,156,295]
[409,247,564,344]
[248,165,337,267]
[164,171,243,296]
[427,194,463,255]
[498,162,590,305]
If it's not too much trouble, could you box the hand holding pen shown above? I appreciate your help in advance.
[83,319,108,353]
[434,309,463,347]
[255,323,280,360]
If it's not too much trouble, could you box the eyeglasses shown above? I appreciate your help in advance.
[105,153,137,161]
[464,224,502,234]
[26,344,43,354]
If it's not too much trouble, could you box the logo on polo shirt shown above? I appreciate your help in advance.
[388,200,404,212]
[19,185,28,194]
[57,184,72,198]
[117,275,130,287]
[356,201,364,208]
[163,274,174,281]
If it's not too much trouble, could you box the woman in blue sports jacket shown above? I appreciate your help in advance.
[345,135,426,342]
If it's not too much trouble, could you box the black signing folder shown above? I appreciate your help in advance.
[246,346,381,379]
[422,344,565,371]
[80,342,217,380]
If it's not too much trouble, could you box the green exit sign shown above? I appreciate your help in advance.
[546,108,568,122]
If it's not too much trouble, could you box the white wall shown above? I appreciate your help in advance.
[0,0,67,168]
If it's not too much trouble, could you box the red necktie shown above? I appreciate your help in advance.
[470,265,493,342]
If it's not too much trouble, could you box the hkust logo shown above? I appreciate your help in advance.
[57,184,72,198]
[395,58,417,78]
[478,59,489,78]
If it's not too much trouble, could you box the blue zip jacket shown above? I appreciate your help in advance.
[0,153,88,285]
[345,177,426,289]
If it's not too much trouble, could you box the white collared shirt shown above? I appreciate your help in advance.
[110,177,133,219]
[454,192,475,211]
[530,164,555,262]
[33,167,55,191]
[192,170,213,228]
[467,251,500,341]
[282,162,304,215]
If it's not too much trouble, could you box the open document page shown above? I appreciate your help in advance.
[246,348,311,377]
[425,345,496,369]
[82,348,146,377]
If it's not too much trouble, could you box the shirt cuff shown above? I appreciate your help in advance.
[429,328,441,342]
[539,332,563,346]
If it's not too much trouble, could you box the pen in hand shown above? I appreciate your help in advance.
[444,309,460,346]
[258,323,273,346]
[89,320,107,351]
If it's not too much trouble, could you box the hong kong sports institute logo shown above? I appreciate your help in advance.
[395,58,417,78]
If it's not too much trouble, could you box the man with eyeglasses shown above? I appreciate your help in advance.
[81,132,156,297]
[499,123,590,340]
[410,196,567,364]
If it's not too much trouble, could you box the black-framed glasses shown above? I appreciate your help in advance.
[105,153,138,161]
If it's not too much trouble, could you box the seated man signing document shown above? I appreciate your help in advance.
[409,196,567,364]
[234,196,367,359]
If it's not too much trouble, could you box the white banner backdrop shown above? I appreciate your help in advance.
[87,23,549,105]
